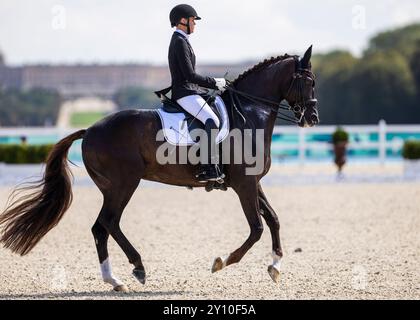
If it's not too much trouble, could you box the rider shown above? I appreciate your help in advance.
[168,4,226,183]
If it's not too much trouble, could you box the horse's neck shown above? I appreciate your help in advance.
[222,58,292,151]
[242,102,277,131]
[222,93,278,147]
[231,68,283,135]
[223,80,280,133]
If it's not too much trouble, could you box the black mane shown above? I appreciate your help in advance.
[231,54,297,85]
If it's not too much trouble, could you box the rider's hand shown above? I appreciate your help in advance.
[214,78,227,92]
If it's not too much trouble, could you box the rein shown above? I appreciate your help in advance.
[225,84,298,124]
[224,58,316,126]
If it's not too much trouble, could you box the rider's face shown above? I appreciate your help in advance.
[189,17,196,33]
[180,17,196,33]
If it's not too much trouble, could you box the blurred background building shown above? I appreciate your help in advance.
[0,61,248,98]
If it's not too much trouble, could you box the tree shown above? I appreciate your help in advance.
[348,51,417,124]
[410,40,420,100]
[113,87,160,110]
[308,24,420,125]
[311,51,358,124]
[365,23,420,60]
[0,88,61,126]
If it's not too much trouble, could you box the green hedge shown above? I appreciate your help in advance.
[332,127,349,144]
[0,144,54,164]
[402,140,420,160]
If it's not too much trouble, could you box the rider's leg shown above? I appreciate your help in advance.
[176,95,220,128]
[204,118,218,165]
[194,117,223,182]
[176,95,223,182]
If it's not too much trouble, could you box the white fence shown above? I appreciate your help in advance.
[0,127,75,138]
[272,120,420,164]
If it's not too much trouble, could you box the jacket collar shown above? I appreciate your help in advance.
[174,29,190,41]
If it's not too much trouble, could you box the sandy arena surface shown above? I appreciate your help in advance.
[0,163,419,300]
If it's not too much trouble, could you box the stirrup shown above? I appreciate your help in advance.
[195,165,225,184]
[195,172,225,184]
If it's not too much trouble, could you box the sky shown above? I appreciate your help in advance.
[1,0,420,66]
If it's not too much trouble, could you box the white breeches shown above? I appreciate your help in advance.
[176,95,222,128]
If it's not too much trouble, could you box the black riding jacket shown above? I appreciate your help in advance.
[168,31,217,101]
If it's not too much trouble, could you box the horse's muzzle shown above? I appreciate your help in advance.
[305,99,319,127]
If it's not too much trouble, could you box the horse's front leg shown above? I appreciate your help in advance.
[258,183,283,283]
[211,181,264,273]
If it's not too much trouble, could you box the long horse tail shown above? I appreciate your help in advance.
[0,129,86,255]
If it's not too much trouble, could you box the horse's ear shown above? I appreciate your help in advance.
[300,45,313,69]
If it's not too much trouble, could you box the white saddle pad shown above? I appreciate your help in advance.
[156,98,230,146]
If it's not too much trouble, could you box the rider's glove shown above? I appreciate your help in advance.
[214,78,227,92]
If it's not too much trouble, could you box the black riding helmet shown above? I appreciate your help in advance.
[169,4,201,34]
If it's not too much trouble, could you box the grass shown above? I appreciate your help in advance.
[70,112,106,127]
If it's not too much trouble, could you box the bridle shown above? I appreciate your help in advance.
[178,17,194,35]
[225,57,317,125]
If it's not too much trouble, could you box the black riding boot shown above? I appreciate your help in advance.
[196,119,224,183]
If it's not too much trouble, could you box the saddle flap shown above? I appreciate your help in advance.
[156,96,230,147]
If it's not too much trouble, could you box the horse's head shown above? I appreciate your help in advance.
[284,46,319,127]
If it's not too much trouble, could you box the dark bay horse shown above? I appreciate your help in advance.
[0,46,318,292]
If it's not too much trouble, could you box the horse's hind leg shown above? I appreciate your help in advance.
[91,218,127,292]
[97,180,146,290]
[258,183,283,283]
[212,181,264,273]
[85,153,145,291]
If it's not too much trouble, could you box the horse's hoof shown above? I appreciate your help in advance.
[268,265,280,283]
[133,268,146,285]
[211,257,225,273]
[113,284,129,293]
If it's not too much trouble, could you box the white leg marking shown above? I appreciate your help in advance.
[212,255,229,273]
[272,251,282,271]
[100,258,124,287]
[220,255,228,268]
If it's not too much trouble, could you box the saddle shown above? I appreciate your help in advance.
[154,86,230,146]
